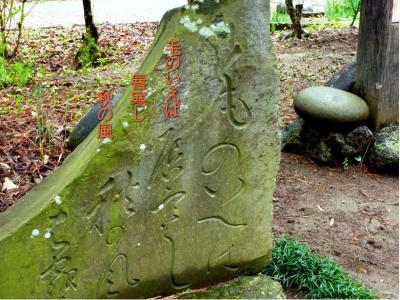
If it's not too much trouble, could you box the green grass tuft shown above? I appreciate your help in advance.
[264,238,378,299]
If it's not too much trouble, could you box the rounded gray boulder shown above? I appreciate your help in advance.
[294,86,369,125]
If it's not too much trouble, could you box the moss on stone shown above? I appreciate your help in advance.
[178,275,285,299]
[0,1,279,298]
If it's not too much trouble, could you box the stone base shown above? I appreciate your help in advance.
[178,275,286,299]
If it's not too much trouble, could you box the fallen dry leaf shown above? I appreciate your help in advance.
[2,177,19,191]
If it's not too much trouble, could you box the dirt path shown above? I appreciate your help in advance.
[274,153,399,299]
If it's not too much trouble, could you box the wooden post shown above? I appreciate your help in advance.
[354,0,399,130]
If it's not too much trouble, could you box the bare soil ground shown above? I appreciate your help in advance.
[0,24,398,298]
[274,153,399,299]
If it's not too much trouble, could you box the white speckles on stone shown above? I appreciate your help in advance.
[103,138,112,144]
[31,229,40,238]
[44,228,52,239]
[163,47,172,56]
[180,15,189,23]
[147,87,155,97]
[180,16,198,32]
[184,3,200,10]
[137,105,147,112]
[54,195,62,205]
[195,20,231,39]
[140,144,146,151]
[211,21,231,34]
[158,203,165,210]
[122,121,129,128]
[199,27,215,37]
[181,104,189,111]
[147,186,152,190]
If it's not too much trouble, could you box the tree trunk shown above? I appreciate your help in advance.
[82,0,99,41]
[285,0,303,38]
[354,0,399,129]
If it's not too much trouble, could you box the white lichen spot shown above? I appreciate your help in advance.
[96,148,101,153]
[181,104,189,111]
[199,27,215,38]
[102,137,112,144]
[54,195,62,205]
[140,144,146,151]
[196,19,203,25]
[137,105,147,112]
[163,46,172,56]
[158,203,165,210]
[44,228,52,239]
[198,0,205,3]
[184,4,190,9]
[180,16,198,32]
[137,242,141,246]
[211,21,231,34]
[31,229,40,238]
[215,0,220,3]
[147,87,155,97]
[147,186,152,190]
[190,4,199,10]
[122,121,129,128]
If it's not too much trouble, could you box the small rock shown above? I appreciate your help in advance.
[368,124,399,173]
[314,141,334,164]
[281,117,305,151]
[345,126,373,156]
[367,240,383,249]
[294,86,370,125]
[333,250,342,256]
[367,239,375,245]
[287,219,295,223]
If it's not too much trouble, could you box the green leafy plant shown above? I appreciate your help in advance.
[264,238,378,299]
[0,54,32,87]
[75,32,103,69]
[271,10,291,23]
[8,61,32,87]
[325,0,360,22]
[14,95,23,110]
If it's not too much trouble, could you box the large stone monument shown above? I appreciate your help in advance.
[0,0,280,298]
